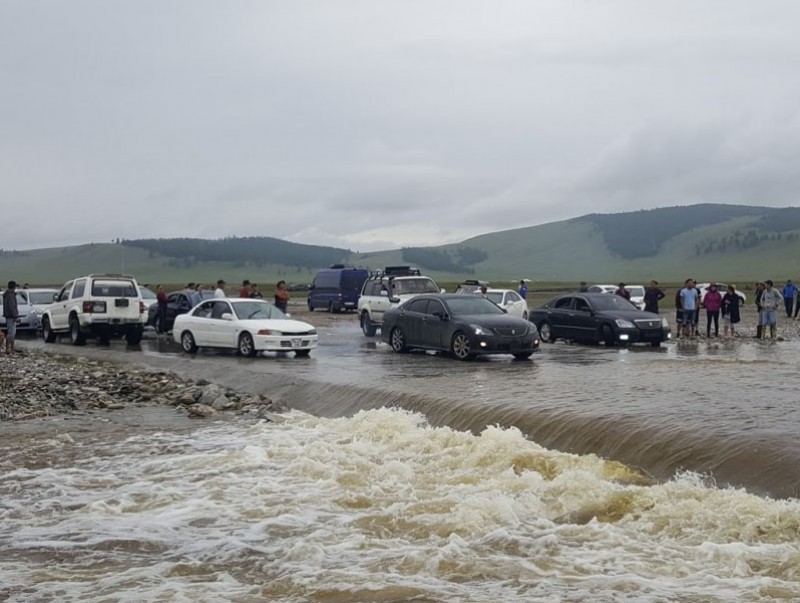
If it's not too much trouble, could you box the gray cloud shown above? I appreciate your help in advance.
[2,1,799,251]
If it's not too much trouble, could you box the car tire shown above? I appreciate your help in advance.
[650,341,661,347]
[295,349,311,357]
[601,324,615,347]
[451,331,475,361]
[69,315,86,346]
[42,317,56,343]
[180,331,198,354]
[538,321,555,343]
[238,332,257,357]
[390,327,407,353]
[513,352,532,360]
[361,313,377,336]
[307,299,314,311]
[126,327,143,345]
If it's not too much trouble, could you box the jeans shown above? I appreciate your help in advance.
[4,318,17,341]
[706,310,719,337]
[785,298,793,317]
[762,310,778,326]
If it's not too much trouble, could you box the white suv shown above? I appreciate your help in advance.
[41,274,148,345]
[358,266,442,336]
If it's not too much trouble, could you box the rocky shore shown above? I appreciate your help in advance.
[0,350,289,422]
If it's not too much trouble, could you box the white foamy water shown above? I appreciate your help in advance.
[2,409,799,602]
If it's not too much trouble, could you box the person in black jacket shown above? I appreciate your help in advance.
[643,280,665,314]
[2,280,20,354]
[721,284,741,338]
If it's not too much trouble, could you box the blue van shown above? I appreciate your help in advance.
[308,266,369,312]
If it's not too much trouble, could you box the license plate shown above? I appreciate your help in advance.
[292,338,302,347]
[115,299,129,307]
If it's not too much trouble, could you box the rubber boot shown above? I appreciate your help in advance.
[756,325,763,339]
[770,326,777,339]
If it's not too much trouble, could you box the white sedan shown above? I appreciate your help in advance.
[172,298,318,357]
[485,289,529,319]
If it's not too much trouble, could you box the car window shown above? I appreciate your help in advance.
[486,292,503,304]
[591,295,637,311]
[73,279,86,298]
[178,294,192,308]
[28,291,56,304]
[91,279,137,297]
[506,291,521,303]
[444,297,505,316]
[575,297,592,312]
[193,300,216,318]
[554,297,573,309]
[58,282,74,302]
[428,299,446,317]
[167,294,180,304]
[232,300,286,320]
[405,299,429,313]
[391,278,439,295]
[211,301,231,319]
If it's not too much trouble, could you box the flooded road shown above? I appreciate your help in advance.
[5,322,800,601]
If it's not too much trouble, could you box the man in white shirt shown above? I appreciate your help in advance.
[214,279,226,298]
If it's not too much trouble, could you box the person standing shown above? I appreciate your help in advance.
[214,280,226,299]
[643,280,665,314]
[578,282,589,292]
[614,283,631,301]
[721,285,741,338]
[760,280,783,339]
[518,280,528,299]
[274,280,290,312]
[2,281,20,354]
[193,285,205,306]
[754,281,766,338]
[249,283,263,298]
[155,285,168,334]
[239,279,251,298]
[678,279,699,338]
[782,279,797,318]
[702,283,723,338]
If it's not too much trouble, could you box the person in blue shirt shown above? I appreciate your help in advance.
[518,280,528,299]
[782,279,797,318]
[678,278,700,338]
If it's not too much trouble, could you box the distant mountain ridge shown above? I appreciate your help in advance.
[5,204,800,284]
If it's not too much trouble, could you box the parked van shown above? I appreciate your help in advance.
[308,266,369,313]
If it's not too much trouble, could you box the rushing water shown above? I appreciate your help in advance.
[3,324,800,601]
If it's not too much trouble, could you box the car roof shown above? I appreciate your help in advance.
[485,288,514,293]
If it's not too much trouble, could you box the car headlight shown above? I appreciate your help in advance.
[661,317,669,328]
[257,329,282,336]
[615,319,635,329]
[307,329,317,335]
[472,324,493,336]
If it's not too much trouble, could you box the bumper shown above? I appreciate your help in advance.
[80,315,147,327]
[616,328,671,344]
[471,334,540,355]
[254,334,319,352]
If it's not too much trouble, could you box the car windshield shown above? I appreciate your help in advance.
[232,300,288,320]
[28,291,56,304]
[445,297,506,316]
[139,287,157,300]
[591,295,637,311]
[391,278,439,295]
[627,287,645,297]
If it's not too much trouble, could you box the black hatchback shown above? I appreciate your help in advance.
[381,294,539,360]
[529,292,671,347]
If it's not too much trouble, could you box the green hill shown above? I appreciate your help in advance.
[5,204,800,286]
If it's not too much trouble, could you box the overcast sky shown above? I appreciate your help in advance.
[2,1,799,252]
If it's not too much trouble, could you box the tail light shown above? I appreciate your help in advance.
[83,301,106,313]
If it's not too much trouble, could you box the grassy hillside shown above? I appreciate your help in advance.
[5,205,800,287]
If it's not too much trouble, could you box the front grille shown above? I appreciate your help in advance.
[635,319,662,329]
[494,326,528,337]
[280,339,312,348]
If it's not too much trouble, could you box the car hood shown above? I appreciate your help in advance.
[597,309,662,322]
[458,314,532,329]
[239,318,316,333]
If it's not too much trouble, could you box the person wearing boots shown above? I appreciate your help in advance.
[754,281,766,338]
[2,280,20,354]
[760,280,783,339]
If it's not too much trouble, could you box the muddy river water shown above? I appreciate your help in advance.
[2,320,800,601]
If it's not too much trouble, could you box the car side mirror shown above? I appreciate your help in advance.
[440,288,446,294]
[433,311,448,321]
[380,290,388,297]
[389,296,401,304]
[221,313,234,321]
[285,312,291,318]
[53,293,59,301]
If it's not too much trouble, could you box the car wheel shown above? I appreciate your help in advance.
[538,321,555,343]
[180,331,198,354]
[42,317,56,343]
[601,324,615,347]
[513,352,532,360]
[390,327,407,353]
[307,299,314,312]
[650,341,661,347]
[126,327,143,345]
[238,332,257,357]
[295,349,311,357]
[361,312,377,336]
[451,331,475,361]
[69,315,86,346]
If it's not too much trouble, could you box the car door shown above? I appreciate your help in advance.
[187,300,216,345]
[547,296,575,339]
[571,296,599,341]
[398,298,429,348]
[209,300,236,346]
[503,291,526,318]
[50,281,75,330]
[423,299,448,349]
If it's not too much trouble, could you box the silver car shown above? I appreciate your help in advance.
[0,290,34,332]
[23,288,60,330]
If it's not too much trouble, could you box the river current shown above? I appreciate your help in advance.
[2,323,800,601]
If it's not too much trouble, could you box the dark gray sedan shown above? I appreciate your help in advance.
[381,294,540,360]
[530,292,671,347]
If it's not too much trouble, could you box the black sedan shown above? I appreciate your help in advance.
[530,292,671,347]
[147,291,195,333]
[381,294,540,360]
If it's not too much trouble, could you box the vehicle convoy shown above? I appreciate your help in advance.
[381,293,540,360]
[173,298,318,357]
[41,274,147,345]
[530,292,671,347]
[358,266,443,336]
[307,265,369,313]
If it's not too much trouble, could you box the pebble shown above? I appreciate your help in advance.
[0,350,289,421]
